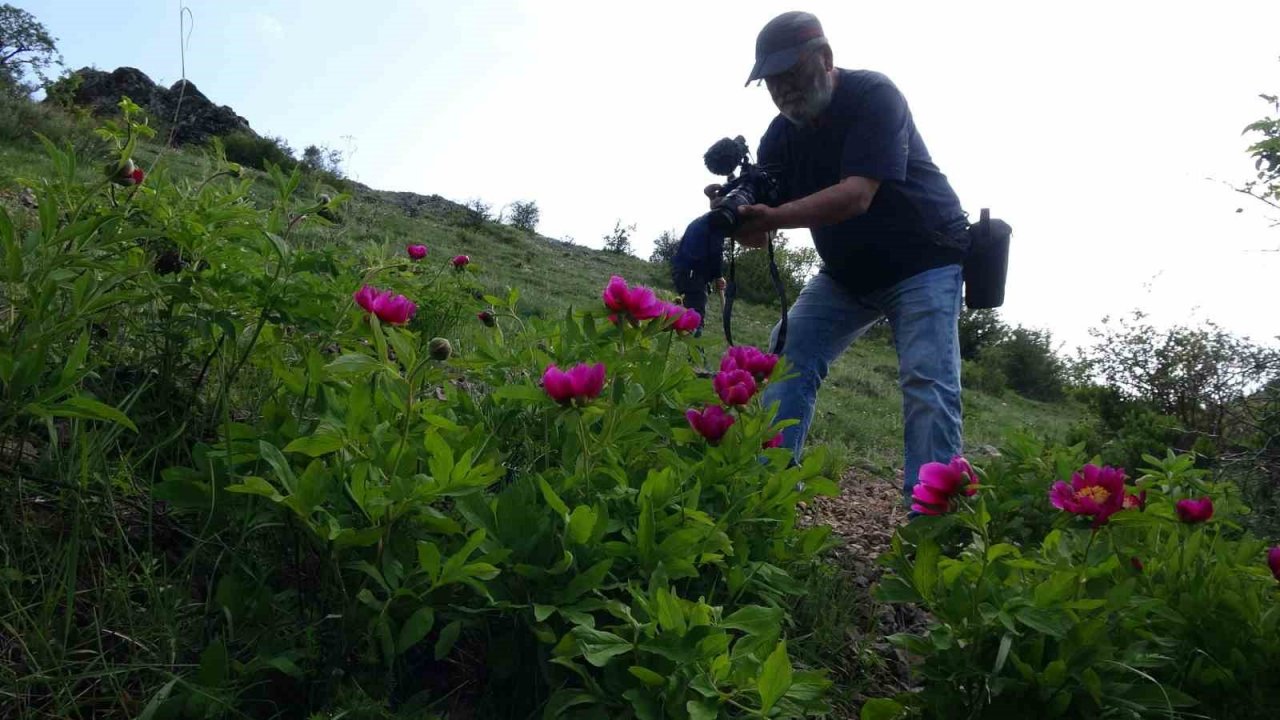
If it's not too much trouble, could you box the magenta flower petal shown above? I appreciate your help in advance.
[451,255,470,268]
[354,285,377,312]
[1268,546,1280,581]
[687,405,735,444]
[912,483,950,508]
[911,503,942,516]
[407,244,428,260]
[713,369,757,406]
[542,365,573,404]
[673,308,701,334]
[602,275,629,312]
[1175,497,1214,524]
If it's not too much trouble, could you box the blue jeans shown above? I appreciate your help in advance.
[762,265,964,501]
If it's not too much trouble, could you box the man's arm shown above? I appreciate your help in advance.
[733,175,880,247]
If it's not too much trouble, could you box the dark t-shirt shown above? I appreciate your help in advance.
[757,69,967,294]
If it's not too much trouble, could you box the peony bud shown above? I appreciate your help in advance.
[428,337,453,361]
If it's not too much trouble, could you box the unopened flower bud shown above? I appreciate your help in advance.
[478,310,496,327]
[428,337,453,361]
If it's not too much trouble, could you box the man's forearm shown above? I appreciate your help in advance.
[772,180,873,230]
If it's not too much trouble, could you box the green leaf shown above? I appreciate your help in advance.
[561,559,612,602]
[860,698,906,720]
[567,505,597,545]
[284,432,344,457]
[654,587,687,636]
[197,638,228,687]
[628,666,666,687]
[397,607,436,654]
[757,639,793,715]
[534,604,557,622]
[1042,659,1067,687]
[570,626,632,667]
[492,385,548,402]
[41,395,136,431]
[1082,667,1102,704]
[1015,606,1071,638]
[543,690,596,720]
[911,538,940,601]
[721,605,783,637]
[539,477,570,517]
[686,698,718,720]
[326,353,384,375]
[993,633,1013,674]
[153,478,211,508]
[258,440,296,492]
[136,678,178,720]
[225,476,284,502]
[434,620,462,660]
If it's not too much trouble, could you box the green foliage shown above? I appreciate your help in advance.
[649,228,679,265]
[505,199,540,232]
[870,441,1280,718]
[0,3,62,94]
[0,91,94,147]
[958,308,1007,361]
[0,110,838,718]
[218,130,299,173]
[984,326,1065,401]
[1241,78,1279,217]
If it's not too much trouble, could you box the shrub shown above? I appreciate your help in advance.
[723,231,816,307]
[505,199,540,232]
[986,326,1066,401]
[602,219,636,255]
[962,357,1007,396]
[219,130,299,172]
[869,443,1280,718]
[0,109,838,718]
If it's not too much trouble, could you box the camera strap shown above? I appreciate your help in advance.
[721,234,790,355]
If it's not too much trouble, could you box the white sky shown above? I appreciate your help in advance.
[27,0,1280,350]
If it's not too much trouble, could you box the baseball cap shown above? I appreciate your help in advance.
[745,11,827,87]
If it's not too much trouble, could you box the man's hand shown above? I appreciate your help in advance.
[704,184,723,209]
[733,204,776,248]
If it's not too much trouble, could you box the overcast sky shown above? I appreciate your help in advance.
[24,0,1279,350]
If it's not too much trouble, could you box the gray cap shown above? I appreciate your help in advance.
[745,11,827,87]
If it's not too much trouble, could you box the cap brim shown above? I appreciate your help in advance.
[744,46,804,86]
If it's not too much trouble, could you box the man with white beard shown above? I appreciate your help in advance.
[716,11,971,507]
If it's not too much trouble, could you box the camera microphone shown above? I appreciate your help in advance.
[703,136,748,176]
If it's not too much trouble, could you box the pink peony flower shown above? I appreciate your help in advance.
[1268,547,1280,582]
[601,275,663,324]
[477,310,496,327]
[911,456,978,515]
[407,244,428,260]
[1122,490,1146,511]
[763,433,784,449]
[130,168,145,185]
[713,369,757,406]
[353,284,379,313]
[671,307,701,334]
[1050,464,1126,527]
[720,345,778,382]
[686,405,735,445]
[542,363,606,406]
[451,255,470,269]
[1131,557,1144,572]
[369,290,416,325]
[1175,497,1214,524]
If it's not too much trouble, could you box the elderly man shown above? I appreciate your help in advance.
[721,11,971,502]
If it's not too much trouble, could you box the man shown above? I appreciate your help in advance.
[719,11,970,501]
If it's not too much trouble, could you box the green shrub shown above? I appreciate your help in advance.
[868,443,1280,719]
[962,357,1007,396]
[0,92,94,147]
[218,129,299,172]
[0,108,838,718]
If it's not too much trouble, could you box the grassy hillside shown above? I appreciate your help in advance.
[0,130,1086,478]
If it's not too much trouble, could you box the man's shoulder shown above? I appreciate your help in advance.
[835,68,901,105]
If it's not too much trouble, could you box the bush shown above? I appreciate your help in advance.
[602,219,636,255]
[868,442,1280,718]
[505,199,539,232]
[986,326,1065,401]
[218,130,299,172]
[962,357,1007,395]
[958,308,1007,361]
[0,91,93,147]
[0,111,837,718]
[649,229,679,265]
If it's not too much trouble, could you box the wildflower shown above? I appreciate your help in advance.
[1131,557,1144,572]
[1175,497,1214,524]
[542,363,606,406]
[1122,490,1147,511]
[478,310,496,327]
[1267,547,1280,582]
[763,433,784,449]
[911,456,978,515]
[428,337,452,361]
[108,158,144,186]
[720,345,778,382]
[660,303,702,335]
[353,285,416,325]
[686,405,736,445]
[451,255,470,269]
[713,369,757,406]
[1050,464,1126,527]
[407,244,428,260]
[601,275,663,324]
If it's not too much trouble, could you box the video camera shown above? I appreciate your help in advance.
[671,135,790,350]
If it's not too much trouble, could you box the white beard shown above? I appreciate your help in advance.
[779,71,834,126]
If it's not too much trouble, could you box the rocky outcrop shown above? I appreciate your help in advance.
[51,66,253,145]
